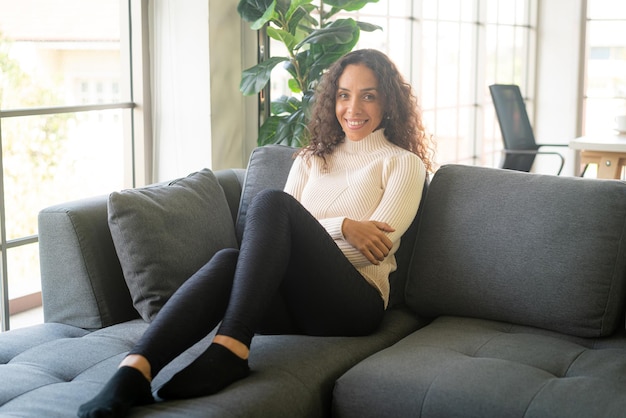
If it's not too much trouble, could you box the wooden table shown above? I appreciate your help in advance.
[569,133,626,179]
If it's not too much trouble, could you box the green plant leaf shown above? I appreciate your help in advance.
[270,95,300,115]
[295,18,358,49]
[288,78,302,93]
[240,56,289,96]
[286,6,309,35]
[275,0,291,17]
[357,21,382,32]
[286,0,312,20]
[252,3,278,30]
[260,98,309,147]
[301,90,315,120]
[303,21,361,84]
[275,109,309,146]
[324,0,379,12]
[266,27,298,51]
[237,0,276,26]
[258,115,281,146]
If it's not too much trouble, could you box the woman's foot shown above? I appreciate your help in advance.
[157,343,250,399]
[77,366,154,418]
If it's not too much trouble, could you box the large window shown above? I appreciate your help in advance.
[0,0,141,330]
[584,1,626,134]
[269,0,537,170]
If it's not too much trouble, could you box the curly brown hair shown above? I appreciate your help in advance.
[304,49,434,172]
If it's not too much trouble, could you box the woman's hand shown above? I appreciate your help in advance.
[342,218,395,265]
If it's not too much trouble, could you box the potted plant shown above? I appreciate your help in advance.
[237,0,381,147]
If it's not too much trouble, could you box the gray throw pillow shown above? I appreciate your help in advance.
[108,169,238,322]
[235,145,297,242]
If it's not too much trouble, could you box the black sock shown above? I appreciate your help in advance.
[157,343,250,399]
[77,366,154,418]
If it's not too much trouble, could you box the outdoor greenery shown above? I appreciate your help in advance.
[0,33,73,297]
[237,0,380,147]
[0,34,72,237]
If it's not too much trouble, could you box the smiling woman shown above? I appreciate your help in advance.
[335,64,384,142]
[77,49,431,418]
[237,0,382,147]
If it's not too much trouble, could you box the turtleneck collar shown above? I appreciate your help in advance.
[342,129,389,154]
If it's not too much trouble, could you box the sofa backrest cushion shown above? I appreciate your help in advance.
[108,168,238,322]
[235,145,298,242]
[406,164,626,338]
[386,178,429,308]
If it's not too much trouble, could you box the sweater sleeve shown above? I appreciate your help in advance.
[332,153,426,268]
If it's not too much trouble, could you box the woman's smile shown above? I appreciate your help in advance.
[335,63,384,141]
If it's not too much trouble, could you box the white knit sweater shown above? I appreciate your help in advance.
[283,129,426,307]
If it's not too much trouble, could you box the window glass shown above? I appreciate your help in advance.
[8,244,40,309]
[0,0,123,108]
[0,0,128,330]
[1,110,125,242]
[267,0,536,168]
[585,19,626,134]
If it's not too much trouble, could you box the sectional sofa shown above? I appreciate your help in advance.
[1,144,625,417]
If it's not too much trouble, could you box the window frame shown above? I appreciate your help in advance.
[0,0,150,331]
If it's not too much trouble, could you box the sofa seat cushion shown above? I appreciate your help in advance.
[0,309,422,418]
[333,316,626,418]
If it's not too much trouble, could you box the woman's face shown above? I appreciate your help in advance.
[335,63,384,142]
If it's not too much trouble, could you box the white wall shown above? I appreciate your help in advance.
[534,0,587,176]
[208,1,258,171]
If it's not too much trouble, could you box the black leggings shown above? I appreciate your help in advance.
[131,189,384,376]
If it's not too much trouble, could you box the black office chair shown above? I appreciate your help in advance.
[489,84,566,175]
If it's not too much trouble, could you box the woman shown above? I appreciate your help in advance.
[78,48,433,417]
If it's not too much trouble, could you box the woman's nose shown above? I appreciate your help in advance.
[348,99,362,115]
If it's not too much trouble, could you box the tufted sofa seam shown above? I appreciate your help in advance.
[562,347,588,378]
[470,327,511,358]
[520,376,554,418]
[1,379,67,406]
[418,357,457,417]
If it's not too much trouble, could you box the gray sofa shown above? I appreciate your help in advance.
[1,144,626,417]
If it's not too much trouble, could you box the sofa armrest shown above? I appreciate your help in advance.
[39,195,139,330]
[38,168,246,330]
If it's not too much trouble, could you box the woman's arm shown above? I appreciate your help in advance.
[336,153,426,267]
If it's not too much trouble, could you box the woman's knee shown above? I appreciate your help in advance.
[248,189,295,219]
[252,189,292,207]
[212,247,239,263]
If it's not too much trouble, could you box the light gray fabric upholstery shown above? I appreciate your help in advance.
[12,159,626,418]
[334,316,626,418]
[6,147,424,417]
[37,169,245,330]
[0,310,421,418]
[108,168,238,322]
[235,144,297,242]
[215,168,246,223]
[406,164,626,338]
[39,195,138,329]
